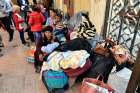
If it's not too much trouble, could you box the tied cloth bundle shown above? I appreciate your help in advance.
[110,45,130,65]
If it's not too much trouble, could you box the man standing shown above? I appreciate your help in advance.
[17,0,29,21]
[5,0,13,25]
[0,0,14,42]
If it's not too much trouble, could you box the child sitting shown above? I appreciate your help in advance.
[54,14,67,43]
[13,5,27,45]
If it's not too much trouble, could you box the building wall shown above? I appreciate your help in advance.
[12,0,107,33]
[74,0,91,13]
[54,0,107,33]
[74,0,107,33]
[12,0,33,4]
[12,0,17,4]
[54,0,60,8]
[90,0,107,34]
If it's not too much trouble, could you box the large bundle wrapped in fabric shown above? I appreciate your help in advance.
[63,59,92,78]
[41,50,90,71]
[67,11,97,40]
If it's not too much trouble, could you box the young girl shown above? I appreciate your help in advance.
[54,14,67,42]
[45,9,56,30]
[13,5,27,45]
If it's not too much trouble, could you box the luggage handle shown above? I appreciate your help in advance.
[96,74,104,82]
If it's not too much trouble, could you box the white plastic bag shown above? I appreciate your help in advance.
[108,68,132,93]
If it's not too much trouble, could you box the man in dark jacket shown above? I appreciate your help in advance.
[17,0,29,7]
[17,0,29,22]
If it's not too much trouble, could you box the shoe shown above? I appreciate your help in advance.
[22,41,27,45]
[9,38,13,42]
[26,37,30,40]
[0,43,4,47]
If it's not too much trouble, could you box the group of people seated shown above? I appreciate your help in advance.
[20,4,70,73]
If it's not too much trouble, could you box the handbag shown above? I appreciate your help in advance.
[110,45,130,65]
[93,43,109,56]
[63,59,92,77]
[80,76,114,93]
[93,39,116,56]
[43,70,68,88]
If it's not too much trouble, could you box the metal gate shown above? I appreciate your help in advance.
[106,0,140,60]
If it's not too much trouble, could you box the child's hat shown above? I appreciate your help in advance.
[42,26,53,33]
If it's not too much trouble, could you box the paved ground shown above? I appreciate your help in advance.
[0,30,79,93]
[0,30,48,93]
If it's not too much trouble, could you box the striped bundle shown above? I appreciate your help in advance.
[76,13,96,39]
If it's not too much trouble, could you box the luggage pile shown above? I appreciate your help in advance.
[41,49,93,92]
[40,37,134,93]
[25,11,134,93]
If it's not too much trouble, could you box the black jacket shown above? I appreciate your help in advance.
[17,0,29,7]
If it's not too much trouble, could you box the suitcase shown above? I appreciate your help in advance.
[42,71,69,93]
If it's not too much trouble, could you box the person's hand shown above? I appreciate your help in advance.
[2,11,8,16]
[51,36,56,42]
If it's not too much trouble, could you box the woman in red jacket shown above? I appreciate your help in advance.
[28,4,45,72]
[13,5,27,45]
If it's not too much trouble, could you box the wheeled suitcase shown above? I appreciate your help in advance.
[42,70,69,93]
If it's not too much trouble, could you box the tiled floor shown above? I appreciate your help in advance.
[0,30,79,93]
[0,31,47,93]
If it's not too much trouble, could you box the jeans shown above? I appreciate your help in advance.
[34,50,43,69]
[19,31,26,44]
[34,32,42,51]
[33,32,43,69]
[8,11,13,26]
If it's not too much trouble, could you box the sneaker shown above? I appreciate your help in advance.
[9,38,13,42]
[0,43,4,47]
[22,42,27,45]
[26,37,30,40]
